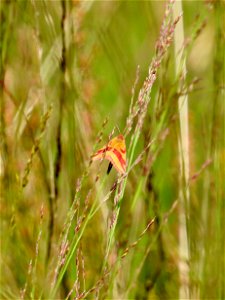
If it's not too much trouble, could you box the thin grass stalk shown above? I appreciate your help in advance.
[50,124,113,296]
[125,200,178,297]
[104,1,182,296]
[200,2,224,298]
[173,1,190,299]
[50,174,109,298]
[30,204,44,299]
[46,0,67,263]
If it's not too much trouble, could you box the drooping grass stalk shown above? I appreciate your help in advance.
[173,1,190,299]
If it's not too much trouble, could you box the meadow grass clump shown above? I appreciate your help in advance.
[0,0,224,299]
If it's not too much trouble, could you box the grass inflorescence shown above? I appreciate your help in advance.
[0,0,224,299]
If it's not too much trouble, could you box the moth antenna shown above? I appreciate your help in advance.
[116,125,120,134]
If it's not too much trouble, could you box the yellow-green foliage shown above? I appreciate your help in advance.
[0,1,224,299]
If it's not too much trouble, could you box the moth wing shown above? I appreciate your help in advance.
[92,134,126,174]
[105,150,126,174]
[106,135,126,174]
[91,146,107,161]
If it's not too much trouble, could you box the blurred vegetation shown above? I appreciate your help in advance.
[0,1,224,299]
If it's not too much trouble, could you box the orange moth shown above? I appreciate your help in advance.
[92,134,126,174]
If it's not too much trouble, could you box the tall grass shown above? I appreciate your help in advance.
[173,1,190,299]
[0,0,224,299]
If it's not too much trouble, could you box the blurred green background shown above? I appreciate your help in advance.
[0,1,224,299]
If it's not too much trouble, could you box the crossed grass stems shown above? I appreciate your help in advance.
[51,2,180,298]
[20,0,210,298]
